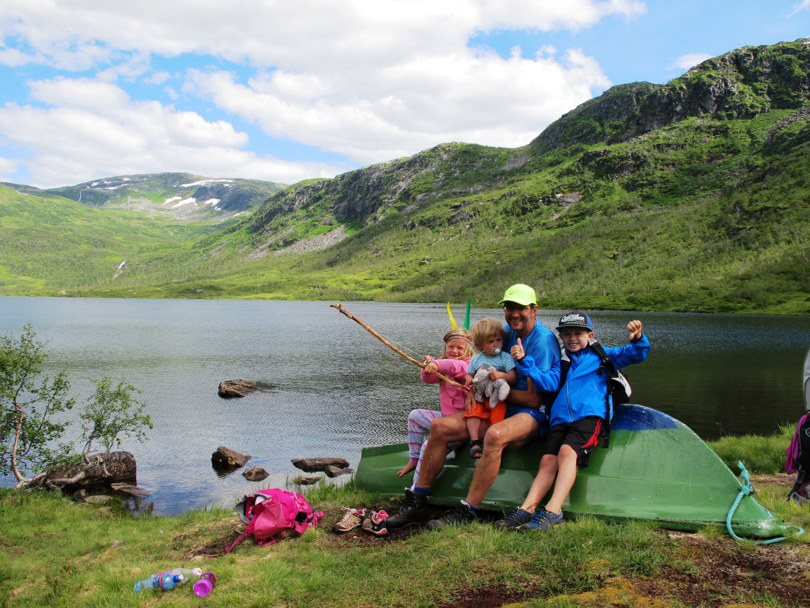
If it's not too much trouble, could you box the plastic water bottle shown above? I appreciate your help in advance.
[133,572,183,592]
[193,572,217,597]
[169,567,203,582]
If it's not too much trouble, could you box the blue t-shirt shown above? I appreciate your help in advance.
[503,322,560,392]
[467,351,515,375]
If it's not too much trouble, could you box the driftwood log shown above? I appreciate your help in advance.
[34,451,137,493]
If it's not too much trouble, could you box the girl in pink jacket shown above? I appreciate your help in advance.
[397,328,474,482]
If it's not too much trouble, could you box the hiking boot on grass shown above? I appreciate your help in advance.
[426,500,477,530]
[332,507,365,533]
[516,508,564,532]
[384,488,429,529]
[493,507,534,530]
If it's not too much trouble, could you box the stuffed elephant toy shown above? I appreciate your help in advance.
[472,366,511,408]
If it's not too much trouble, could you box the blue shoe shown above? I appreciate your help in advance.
[517,508,564,532]
[493,508,534,530]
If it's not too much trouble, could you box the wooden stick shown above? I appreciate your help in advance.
[331,303,466,388]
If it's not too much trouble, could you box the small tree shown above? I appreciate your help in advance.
[0,324,75,482]
[1,324,152,487]
[79,377,152,455]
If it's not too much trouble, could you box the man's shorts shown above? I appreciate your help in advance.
[504,405,549,438]
[464,400,506,424]
[544,416,604,468]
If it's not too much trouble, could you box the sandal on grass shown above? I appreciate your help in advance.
[469,440,483,458]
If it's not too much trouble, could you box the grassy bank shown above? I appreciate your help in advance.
[2,430,809,607]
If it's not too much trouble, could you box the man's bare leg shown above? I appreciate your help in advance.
[384,412,470,529]
[465,413,539,506]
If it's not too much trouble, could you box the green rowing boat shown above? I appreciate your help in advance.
[356,404,797,540]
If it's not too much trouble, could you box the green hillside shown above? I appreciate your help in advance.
[1,39,809,313]
[0,187,215,293]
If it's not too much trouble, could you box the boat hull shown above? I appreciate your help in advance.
[356,404,794,539]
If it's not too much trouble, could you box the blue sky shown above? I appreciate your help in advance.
[0,0,808,188]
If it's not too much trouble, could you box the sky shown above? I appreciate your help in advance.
[0,1,808,189]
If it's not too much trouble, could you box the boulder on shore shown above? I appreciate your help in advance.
[291,457,350,472]
[218,379,258,398]
[325,465,355,478]
[242,466,269,481]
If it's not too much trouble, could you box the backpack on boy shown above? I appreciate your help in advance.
[219,489,325,554]
[553,341,631,449]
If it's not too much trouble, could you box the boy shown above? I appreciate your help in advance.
[497,311,649,531]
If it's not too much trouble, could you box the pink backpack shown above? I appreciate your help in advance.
[221,489,324,554]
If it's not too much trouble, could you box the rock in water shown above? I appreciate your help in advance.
[218,379,257,398]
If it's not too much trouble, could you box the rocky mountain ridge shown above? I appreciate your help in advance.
[533,38,810,151]
[237,38,810,254]
[4,172,285,221]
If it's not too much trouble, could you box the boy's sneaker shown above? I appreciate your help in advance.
[361,510,390,535]
[517,508,564,532]
[384,488,429,529]
[493,507,534,530]
[426,500,477,530]
[332,507,366,533]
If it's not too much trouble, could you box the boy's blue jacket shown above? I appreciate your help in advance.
[517,334,650,427]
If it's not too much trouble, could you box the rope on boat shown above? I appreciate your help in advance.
[726,461,802,544]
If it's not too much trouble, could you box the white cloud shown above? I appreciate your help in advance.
[790,0,810,15]
[0,78,342,187]
[0,156,18,178]
[0,0,644,186]
[668,52,713,72]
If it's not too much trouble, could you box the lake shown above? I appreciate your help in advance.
[1,297,809,516]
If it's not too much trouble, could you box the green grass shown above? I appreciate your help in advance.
[2,458,808,608]
[708,425,795,474]
[3,407,810,607]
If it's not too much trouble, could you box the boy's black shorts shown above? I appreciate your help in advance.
[544,416,605,468]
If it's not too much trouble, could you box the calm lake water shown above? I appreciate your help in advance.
[1,297,809,516]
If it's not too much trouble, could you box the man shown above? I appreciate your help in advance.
[383,284,561,530]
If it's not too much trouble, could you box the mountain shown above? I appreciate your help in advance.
[0,184,213,293]
[533,40,810,151]
[3,172,286,221]
[1,38,809,314]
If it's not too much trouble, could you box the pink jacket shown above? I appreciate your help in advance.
[420,358,470,416]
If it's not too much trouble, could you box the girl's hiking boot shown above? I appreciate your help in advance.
[493,507,534,530]
[426,500,477,530]
[332,507,365,533]
[516,508,564,532]
[384,488,429,528]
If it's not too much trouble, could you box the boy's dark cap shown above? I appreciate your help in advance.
[556,311,593,331]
